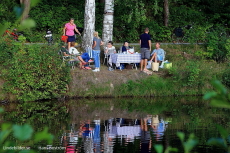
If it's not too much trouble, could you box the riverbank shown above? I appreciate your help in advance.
[0,43,228,102]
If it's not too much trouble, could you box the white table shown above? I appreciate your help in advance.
[108,53,141,70]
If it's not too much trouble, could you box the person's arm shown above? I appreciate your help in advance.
[63,27,66,36]
[104,47,108,54]
[74,27,81,36]
[92,41,96,49]
[100,40,104,46]
[148,40,151,51]
[113,46,116,53]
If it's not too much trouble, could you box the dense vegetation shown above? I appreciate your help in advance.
[0,37,70,102]
[1,0,230,43]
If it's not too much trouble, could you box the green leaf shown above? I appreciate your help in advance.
[31,0,41,7]
[216,125,228,139]
[12,124,34,141]
[0,131,12,143]
[177,132,185,142]
[207,138,227,149]
[203,91,217,100]
[34,127,53,144]
[0,107,4,113]
[154,144,163,153]
[165,146,178,153]
[184,139,198,153]
[210,100,230,109]
[0,23,8,36]
[212,80,227,95]
[2,123,11,131]
[19,19,36,30]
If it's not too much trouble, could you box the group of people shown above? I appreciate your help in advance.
[140,28,165,74]
[62,18,165,73]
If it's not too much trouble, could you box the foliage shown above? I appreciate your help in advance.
[203,80,230,109]
[222,68,230,89]
[203,80,230,152]
[0,108,53,153]
[0,37,70,102]
[204,26,230,62]
[1,0,230,43]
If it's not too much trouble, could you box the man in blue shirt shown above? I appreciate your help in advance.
[140,28,151,73]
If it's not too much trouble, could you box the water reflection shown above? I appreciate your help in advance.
[1,97,229,153]
[62,115,168,153]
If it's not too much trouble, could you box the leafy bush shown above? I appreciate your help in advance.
[0,36,70,102]
[205,26,230,63]
[222,68,230,89]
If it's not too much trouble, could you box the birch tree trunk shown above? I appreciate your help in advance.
[82,0,95,50]
[102,0,114,45]
[164,0,169,27]
[20,0,30,21]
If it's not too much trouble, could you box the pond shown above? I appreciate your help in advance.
[2,97,229,153]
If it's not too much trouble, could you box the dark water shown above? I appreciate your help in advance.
[2,97,229,153]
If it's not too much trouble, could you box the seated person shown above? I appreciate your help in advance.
[121,41,134,54]
[150,42,165,63]
[62,42,92,70]
[104,41,116,56]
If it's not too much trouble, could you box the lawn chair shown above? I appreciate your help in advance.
[159,51,167,68]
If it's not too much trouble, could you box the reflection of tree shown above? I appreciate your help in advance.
[2,101,69,148]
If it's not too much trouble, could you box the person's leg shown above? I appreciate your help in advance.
[96,51,101,69]
[144,59,148,70]
[81,53,90,67]
[140,60,144,71]
[140,48,145,71]
[67,42,71,50]
[92,50,99,71]
[150,53,157,62]
[143,49,150,71]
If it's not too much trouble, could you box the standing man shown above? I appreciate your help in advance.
[140,28,151,73]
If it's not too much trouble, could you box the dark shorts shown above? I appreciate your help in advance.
[141,48,150,59]
[67,35,76,42]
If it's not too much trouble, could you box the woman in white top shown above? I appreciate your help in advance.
[104,41,116,55]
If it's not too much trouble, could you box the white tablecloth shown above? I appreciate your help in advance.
[108,53,141,67]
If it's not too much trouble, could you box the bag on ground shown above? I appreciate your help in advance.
[151,62,159,71]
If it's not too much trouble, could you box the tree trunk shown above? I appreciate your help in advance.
[82,0,95,50]
[20,0,30,21]
[164,0,169,27]
[102,0,114,45]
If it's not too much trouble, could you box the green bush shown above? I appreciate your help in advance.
[205,26,230,63]
[0,36,70,102]
[222,68,230,89]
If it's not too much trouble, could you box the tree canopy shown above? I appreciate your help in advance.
[1,0,230,42]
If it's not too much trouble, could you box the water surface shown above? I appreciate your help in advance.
[2,97,229,153]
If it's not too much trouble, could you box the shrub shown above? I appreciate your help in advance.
[0,36,70,101]
[222,68,230,89]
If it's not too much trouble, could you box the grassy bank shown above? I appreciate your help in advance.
[67,44,228,98]
[0,41,229,102]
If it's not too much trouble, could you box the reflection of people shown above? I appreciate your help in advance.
[92,31,103,72]
[63,18,81,50]
[150,42,165,63]
[151,115,168,141]
[140,117,152,153]
[140,28,151,73]
[62,124,78,153]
